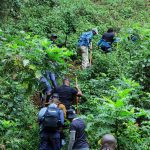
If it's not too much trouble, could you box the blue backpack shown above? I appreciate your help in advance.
[99,39,111,49]
[43,107,60,129]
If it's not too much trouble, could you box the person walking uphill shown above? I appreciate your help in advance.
[38,103,64,150]
[78,28,98,69]
[67,109,89,150]
[51,78,82,109]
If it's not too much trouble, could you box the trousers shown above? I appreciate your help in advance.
[80,46,89,69]
[39,132,60,150]
[46,71,57,89]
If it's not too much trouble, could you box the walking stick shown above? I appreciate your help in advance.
[90,43,93,66]
[75,77,79,114]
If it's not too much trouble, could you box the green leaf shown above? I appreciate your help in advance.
[35,70,41,79]
[115,99,124,108]
[120,110,132,117]
[29,65,36,70]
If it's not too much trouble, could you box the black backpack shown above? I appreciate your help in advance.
[42,107,60,129]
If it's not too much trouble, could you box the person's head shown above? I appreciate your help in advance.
[63,78,70,86]
[67,108,77,121]
[51,98,61,105]
[50,34,58,41]
[92,28,98,35]
[52,93,59,99]
[107,28,114,33]
[101,134,117,150]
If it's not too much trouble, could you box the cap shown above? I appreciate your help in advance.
[51,34,57,38]
[92,28,98,34]
[67,108,77,119]
[52,93,59,99]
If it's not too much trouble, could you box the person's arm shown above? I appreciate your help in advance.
[75,85,83,96]
[38,107,47,123]
[68,130,76,150]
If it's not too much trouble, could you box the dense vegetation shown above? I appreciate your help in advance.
[0,0,149,150]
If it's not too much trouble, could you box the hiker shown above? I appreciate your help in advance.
[49,33,64,48]
[78,28,98,69]
[38,102,64,150]
[100,134,117,150]
[45,96,67,148]
[51,97,67,147]
[49,34,58,45]
[51,78,83,110]
[67,108,89,150]
[98,28,116,53]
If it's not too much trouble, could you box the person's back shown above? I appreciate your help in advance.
[54,84,77,109]
[78,31,93,47]
[71,118,89,149]
[52,78,82,109]
[102,32,115,44]
[97,28,115,53]
[38,103,64,150]
[78,28,98,69]
[68,109,89,150]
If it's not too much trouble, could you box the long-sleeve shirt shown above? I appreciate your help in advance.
[78,31,94,47]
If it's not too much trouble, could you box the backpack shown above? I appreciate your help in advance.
[101,39,111,49]
[42,107,60,129]
[98,39,112,52]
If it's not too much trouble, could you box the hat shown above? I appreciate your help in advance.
[67,108,77,119]
[51,34,57,38]
[52,93,59,99]
[92,28,98,34]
